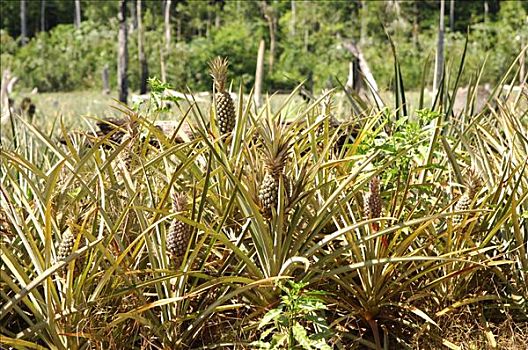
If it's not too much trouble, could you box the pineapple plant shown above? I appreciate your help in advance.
[209,57,236,135]
[453,170,482,225]
[258,121,292,219]
[167,191,191,269]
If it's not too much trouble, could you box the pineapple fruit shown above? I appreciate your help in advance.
[453,170,481,225]
[209,57,236,135]
[364,176,386,247]
[57,229,75,261]
[364,176,382,228]
[258,122,291,219]
[56,219,86,277]
[167,191,191,268]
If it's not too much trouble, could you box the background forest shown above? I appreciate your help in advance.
[1,1,527,350]
[1,0,527,94]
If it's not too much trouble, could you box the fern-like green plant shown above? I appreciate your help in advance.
[252,280,332,350]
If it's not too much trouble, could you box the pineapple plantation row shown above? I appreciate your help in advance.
[1,55,527,349]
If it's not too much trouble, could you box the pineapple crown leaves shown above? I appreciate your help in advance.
[209,56,229,92]
[462,168,482,198]
[258,118,294,174]
[262,137,290,173]
[171,191,188,213]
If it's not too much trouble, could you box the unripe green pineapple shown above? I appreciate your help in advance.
[258,122,291,219]
[57,229,75,261]
[167,192,191,268]
[453,170,481,225]
[209,57,236,135]
[259,173,279,216]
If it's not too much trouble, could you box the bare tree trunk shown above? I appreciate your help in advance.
[1,70,19,127]
[117,0,128,103]
[74,0,81,29]
[391,0,400,17]
[520,24,527,85]
[484,1,489,23]
[160,50,166,85]
[130,0,138,31]
[360,0,367,45]
[290,0,295,36]
[433,0,445,94]
[346,58,362,93]
[449,0,455,32]
[412,1,419,46]
[206,7,211,37]
[521,55,525,86]
[304,27,309,52]
[176,18,182,42]
[260,2,277,74]
[346,61,354,92]
[40,0,46,32]
[1,70,17,114]
[102,64,110,95]
[162,0,172,82]
[137,0,148,94]
[255,39,265,108]
[165,0,171,51]
[215,13,220,28]
[343,42,384,107]
[268,17,276,74]
[20,0,27,45]
[214,2,221,28]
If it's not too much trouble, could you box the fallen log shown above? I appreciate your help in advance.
[59,117,195,148]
